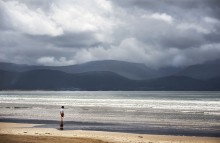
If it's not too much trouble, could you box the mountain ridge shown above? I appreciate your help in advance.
[0,60,180,80]
[0,59,220,90]
[0,68,219,91]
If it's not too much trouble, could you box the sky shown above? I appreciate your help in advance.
[0,0,220,68]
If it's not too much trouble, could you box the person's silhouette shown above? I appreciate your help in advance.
[60,106,64,130]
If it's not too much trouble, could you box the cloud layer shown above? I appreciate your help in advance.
[0,0,220,68]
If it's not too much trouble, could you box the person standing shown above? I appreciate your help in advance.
[60,106,64,130]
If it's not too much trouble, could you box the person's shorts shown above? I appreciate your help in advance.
[61,113,64,117]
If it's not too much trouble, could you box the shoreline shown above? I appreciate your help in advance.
[0,118,219,137]
[0,122,220,143]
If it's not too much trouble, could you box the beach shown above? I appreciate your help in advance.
[1,91,220,142]
[1,91,220,137]
[0,122,220,143]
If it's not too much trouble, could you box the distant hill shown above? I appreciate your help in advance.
[0,70,19,89]
[0,60,171,80]
[0,59,220,90]
[63,60,164,80]
[0,69,136,90]
[176,59,220,80]
[139,76,210,91]
[0,69,219,91]
[0,62,41,72]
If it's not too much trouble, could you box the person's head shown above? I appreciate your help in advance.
[61,106,64,109]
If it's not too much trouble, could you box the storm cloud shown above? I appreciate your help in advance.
[0,0,220,68]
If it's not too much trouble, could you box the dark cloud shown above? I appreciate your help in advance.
[111,0,220,21]
[28,32,103,48]
[52,33,103,48]
[0,2,12,30]
[111,0,220,11]
[204,33,220,44]
[159,34,204,49]
[0,0,220,67]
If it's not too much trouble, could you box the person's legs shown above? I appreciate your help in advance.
[60,117,64,130]
[60,114,64,130]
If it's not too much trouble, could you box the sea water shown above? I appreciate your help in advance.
[0,91,220,136]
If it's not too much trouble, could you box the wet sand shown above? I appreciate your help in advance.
[0,122,220,143]
[0,134,112,143]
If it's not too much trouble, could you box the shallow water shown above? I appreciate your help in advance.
[0,91,220,136]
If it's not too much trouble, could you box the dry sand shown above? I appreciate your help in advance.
[0,122,220,143]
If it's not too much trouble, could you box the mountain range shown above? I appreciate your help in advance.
[0,60,219,90]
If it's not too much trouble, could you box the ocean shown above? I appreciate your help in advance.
[0,91,220,137]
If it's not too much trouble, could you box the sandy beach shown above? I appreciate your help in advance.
[0,122,219,143]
